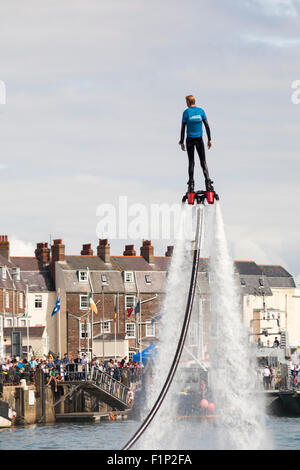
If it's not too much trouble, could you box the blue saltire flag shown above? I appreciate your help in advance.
[151,313,162,324]
[51,295,61,317]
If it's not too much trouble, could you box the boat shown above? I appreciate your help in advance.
[0,400,14,428]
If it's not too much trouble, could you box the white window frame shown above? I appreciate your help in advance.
[145,321,155,337]
[19,292,23,309]
[34,294,42,309]
[78,270,88,282]
[125,295,135,310]
[125,322,136,338]
[145,274,151,284]
[100,321,111,334]
[101,274,108,285]
[80,295,89,310]
[4,317,13,327]
[124,271,134,283]
[80,322,91,339]
[12,267,21,281]
[128,351,135,361]
[5,292,9,309]
[18,318,29,327]
[188,322,198,346]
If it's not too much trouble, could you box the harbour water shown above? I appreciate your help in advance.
[0,418,299,450]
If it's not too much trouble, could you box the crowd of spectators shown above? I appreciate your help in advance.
[0,353,144,393]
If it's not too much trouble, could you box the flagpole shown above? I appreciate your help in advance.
[114,295,116,361]
[26,284,29,359]
[58,287,61,357]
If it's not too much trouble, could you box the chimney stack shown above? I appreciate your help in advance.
[35,242,50,264]
[81,243,93,256]
[97,239,110,263]
[165,246,174,257]
[51,239,65,263]
[123,244,136,256]
[140,240,154,264]
[0,235,10,260]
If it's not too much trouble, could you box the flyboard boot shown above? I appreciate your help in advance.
[205,179,219,201]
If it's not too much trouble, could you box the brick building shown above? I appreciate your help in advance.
[0,233,299,361]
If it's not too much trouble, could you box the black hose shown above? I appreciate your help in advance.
[123,203,204,450]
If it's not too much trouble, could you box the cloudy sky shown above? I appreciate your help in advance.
[0,0,299,281]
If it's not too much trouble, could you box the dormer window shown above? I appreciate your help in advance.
[0,266,6,280]
[124,271,134,283]
[78,270,88,282]
[101,274,108,285]
[145,274,151,284]
[12,267,21,281]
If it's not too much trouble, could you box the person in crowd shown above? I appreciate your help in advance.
[29,356,37,370]
[120,356,127,368]
[62,353,70,365]
[46,365,59,392]
[128,388,134,406]
[273,337,280,348]
[262,365,271,390]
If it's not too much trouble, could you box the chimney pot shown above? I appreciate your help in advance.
[123,245,136,256]
[165,246,174,257]
[35,242,50,264]
[81,243,93,256]
[0,234,10,260]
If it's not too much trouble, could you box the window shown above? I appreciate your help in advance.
[100,321,111,333]
[259,278,264,287]
[80,295,89,310]
[145,322,155,337]
[5,292,9,309]
[12,267,21,281]
[124,271,134,283]
[240,278,246,286]
[1,266,6,280]
[78,270,88,282]
[145,275,151,284]
[19,292,23,309]
[19,318,29,327]
[125,295,135,309]
[188,323,197,346]
[128,351,135,362]
[80,322,91,339]
[4,317,13,327]
[34,295,42,309]
[101,274,108,285]
[126,323,136,338]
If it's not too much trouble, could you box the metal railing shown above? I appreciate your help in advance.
[62,366,130,406]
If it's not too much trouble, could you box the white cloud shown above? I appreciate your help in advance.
[9,237,35,257]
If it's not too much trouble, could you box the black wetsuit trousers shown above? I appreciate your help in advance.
[186,136,210,184]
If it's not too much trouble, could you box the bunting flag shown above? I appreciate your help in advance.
[127,301,141,318]
[114,311,117,323]
[134,301,141,315]
[89,294,98,314]
[127,307,134,318]
[51,295,61,317]
[151,313,162,324]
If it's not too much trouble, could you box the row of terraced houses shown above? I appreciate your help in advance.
[0,234,300,361]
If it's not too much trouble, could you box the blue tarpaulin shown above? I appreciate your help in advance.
[133,343,157,365]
